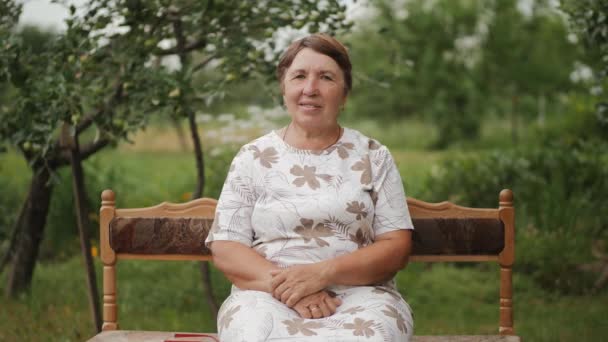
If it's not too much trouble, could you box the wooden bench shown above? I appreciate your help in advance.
[87,189,520,342]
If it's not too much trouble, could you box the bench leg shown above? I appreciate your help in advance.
[103,265,118,330]
[499,266,514,335]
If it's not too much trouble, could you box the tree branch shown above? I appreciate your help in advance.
[192,54,216,73]
[154,38,207,56]
[76,81,124,135]
[79,138,111,161]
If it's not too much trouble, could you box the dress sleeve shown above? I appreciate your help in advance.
[205,148,257,248]
[370,146,414,236]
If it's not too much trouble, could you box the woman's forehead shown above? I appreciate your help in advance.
[288,48,342,74]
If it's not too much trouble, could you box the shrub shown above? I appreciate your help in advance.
[423,139,608,293]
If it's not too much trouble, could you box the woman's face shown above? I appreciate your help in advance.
[282,48,347,131]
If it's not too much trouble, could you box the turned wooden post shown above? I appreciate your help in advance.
[498,189,515,335]
[100,190,118,330]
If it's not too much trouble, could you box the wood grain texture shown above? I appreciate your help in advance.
[407,198,499,219]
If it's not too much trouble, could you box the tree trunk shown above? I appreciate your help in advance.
[173,16,217,318]
[171,115,189,152]
[187,108,205,199]
[5,167,53,297]
[0,199,27,275]
[186,106,218,317]
[69,133,102,332]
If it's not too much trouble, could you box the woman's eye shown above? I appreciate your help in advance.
[321,75,333,80]
[293,74,305,79]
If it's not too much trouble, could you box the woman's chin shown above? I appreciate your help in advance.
[292,117,337,131]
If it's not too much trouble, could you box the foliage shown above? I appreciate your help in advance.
[346,0,484,148]
[0,153,29,245]
[0,0,352,172]
[423,128,608,293]
[344,0,586,148]
[561,0,608,126]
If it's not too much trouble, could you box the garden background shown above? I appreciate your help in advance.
[1,0,607,341]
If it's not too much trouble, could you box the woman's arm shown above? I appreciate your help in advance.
[210,241,280,293]
[324,229,412,285]
[270,230,412,307]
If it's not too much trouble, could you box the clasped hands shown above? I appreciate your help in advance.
[269,263,341,319]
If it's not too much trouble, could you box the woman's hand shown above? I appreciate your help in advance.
[270,263,332,307]
[292,290,342,319]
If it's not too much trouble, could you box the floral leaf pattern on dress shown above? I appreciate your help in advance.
[370,189,379,206]
[327,142,355,159]
[219,305,241,330]
[249,145,278,168]
[323,216,351,236]
[346,201,368,220]
[351,156,372,185]
[349,227,368,248]
[294,218,333,247]
[210,212,221,234]
[343,318,376,337]
[343,306,365,315]
[372,286,403,302]
[229,176,255,204]
[290,165,331,190]
[282,318,325,336]
[381,305,407,334]
[368,139,381,150]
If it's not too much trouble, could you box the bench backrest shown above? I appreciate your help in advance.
[99,189,515,335]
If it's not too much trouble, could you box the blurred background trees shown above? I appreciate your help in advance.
[346,0,589,148]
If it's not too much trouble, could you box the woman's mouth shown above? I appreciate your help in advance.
[299,103,322,110]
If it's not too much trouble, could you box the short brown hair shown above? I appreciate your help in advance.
[277,33,352,95]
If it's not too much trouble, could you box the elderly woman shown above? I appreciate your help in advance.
[206,33,414,341]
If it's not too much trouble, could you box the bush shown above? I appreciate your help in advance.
[423,138,608,293]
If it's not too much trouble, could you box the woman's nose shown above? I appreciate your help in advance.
[303,77,319,96]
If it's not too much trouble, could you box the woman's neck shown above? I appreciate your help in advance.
[282,122,342,150]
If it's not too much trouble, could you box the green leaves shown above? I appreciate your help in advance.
[1,0,351,168]
[561,0,608,128]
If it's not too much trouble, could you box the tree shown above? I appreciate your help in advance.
[1,0,173,331]
[346,0,585,148]
[0,0,350,327]
[561,0,608,134]
[480,0,583,143]
[346,0,487,148]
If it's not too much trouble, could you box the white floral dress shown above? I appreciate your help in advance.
[205,127,415,341]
